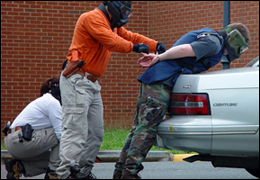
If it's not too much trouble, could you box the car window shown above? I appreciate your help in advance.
[245,56,259,67]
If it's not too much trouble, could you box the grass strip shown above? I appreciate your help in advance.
[101,127,193,154]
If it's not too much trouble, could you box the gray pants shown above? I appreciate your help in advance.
[57,73,104,179]
[4,127,60,177]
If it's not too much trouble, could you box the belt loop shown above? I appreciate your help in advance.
[87,75,97,83]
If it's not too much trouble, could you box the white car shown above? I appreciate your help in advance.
[156,56,259,178]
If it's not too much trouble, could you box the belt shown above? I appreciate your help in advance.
[76,69,98,83]
[8,126,22,134]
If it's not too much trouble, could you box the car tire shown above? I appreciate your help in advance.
[245,168,259,178]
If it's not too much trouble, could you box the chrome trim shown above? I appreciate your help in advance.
[171,102,204,107]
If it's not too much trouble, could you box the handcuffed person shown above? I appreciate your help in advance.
[3,75,62,179]
[113,23,251,179]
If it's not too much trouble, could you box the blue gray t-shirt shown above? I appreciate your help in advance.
[160,35,222,87]
[191,35,222,61]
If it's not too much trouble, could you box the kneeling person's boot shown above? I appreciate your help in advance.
[44,167,60,179]
[5,159,25,179]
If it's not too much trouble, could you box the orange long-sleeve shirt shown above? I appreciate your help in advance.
[67,8,158,77]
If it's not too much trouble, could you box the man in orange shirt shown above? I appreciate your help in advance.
[57,1,166,179]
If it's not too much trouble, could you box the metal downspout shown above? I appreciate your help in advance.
[221,1,230,69]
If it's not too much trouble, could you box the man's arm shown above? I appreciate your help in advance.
[117,27,158,52]
[138,35,221,68]
[159,44,196,60]
[138,44,196,68]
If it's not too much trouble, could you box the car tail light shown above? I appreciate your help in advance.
[169,94,210,115]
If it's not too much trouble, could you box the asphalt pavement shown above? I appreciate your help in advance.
[1,162,257,179]
[3,150,254,179]
[1,150,195,179]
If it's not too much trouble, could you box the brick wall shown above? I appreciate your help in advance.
[147,1,259,71]
[1,1,259,140]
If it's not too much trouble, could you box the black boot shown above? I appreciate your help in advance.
[66,166,80,179]
[5,159,25,179]
[83,172,97,179]
[44,167,60,179]
[113,169,122,179]
[120,169,141,179]
[66,165,97,179]
[113,162,124,179]
[120,164,143,179]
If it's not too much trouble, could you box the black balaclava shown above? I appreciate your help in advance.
[50,82,61,105]
[106,1,132,29]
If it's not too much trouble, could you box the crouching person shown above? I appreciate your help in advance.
[3,75,62,179]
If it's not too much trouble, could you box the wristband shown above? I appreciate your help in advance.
[157,55,160,62]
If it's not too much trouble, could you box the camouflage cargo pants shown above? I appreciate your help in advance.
[114,82,172,177]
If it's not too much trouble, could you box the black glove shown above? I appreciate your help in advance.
[133,43,149,54]
[156,42,166,54]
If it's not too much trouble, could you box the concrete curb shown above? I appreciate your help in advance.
[97,150,172,162]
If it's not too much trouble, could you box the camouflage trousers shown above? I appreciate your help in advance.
[115,82,172,176]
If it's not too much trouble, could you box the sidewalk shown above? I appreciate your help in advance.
[1,150,194,165]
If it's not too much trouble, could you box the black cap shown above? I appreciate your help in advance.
[104,1,132,8]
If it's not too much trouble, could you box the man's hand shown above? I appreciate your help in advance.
[137,52,158,68]
[156,42,166,54]
[133,43,149,54]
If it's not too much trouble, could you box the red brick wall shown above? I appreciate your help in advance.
[1,1,259,140]
[147,1,259,71]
